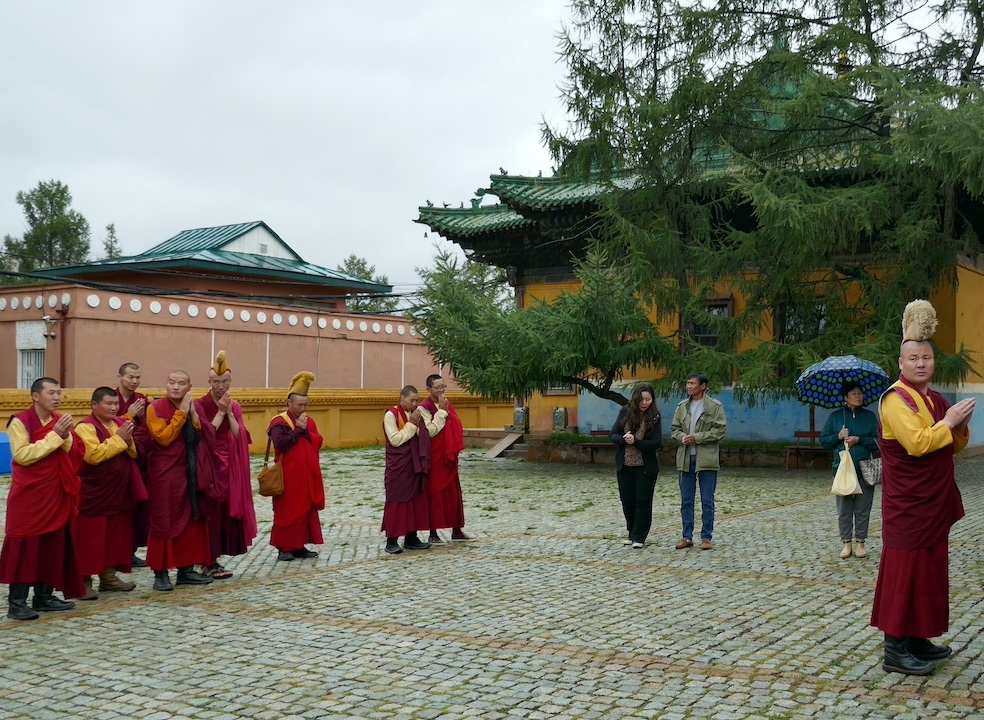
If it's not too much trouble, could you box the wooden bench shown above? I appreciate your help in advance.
[579,430,612,464]
[785,430,826,469]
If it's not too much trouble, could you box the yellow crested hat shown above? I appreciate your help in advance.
[287,371,315,398]
[902,300,937,343]
[210,350,230,375]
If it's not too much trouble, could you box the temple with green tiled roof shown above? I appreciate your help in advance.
[37,220,389,305]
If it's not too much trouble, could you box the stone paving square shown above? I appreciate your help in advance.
[1,448,983,719]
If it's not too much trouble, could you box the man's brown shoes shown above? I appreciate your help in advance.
[700,539,714,550]
[675,538,693,549]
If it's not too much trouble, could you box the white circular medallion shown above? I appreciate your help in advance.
[48,295,57,308]
[288,314,298,326]
[35,295,42,308]
[129,299,142,312]
[318,318,327,329]
[397,325,405,335]
[61,293,71,306]
[256,311,267,324]
[332,318,341,330]
[0,298,6,310]
[205,306,217,319]
[303,316,312,327]
[22,296,31,309]
[150,301,162,314]
[240,310,251,322]
[168,303,180,316]
[359,321,368,332]
[273,313,283,325]
[409,327,417,336]
[385,323,393,334]
[346,319,355,331]
[109,296,122,310]
[223,308,234,321]
[187,304,199,317]
[372,322,381,333]
[85,295,98,309]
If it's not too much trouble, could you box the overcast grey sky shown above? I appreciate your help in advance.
[0,1,572,293]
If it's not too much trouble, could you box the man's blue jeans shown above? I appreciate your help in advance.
[679,455,717,541]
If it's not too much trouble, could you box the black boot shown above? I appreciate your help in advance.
[31,583,75,612]
[7,583,39,621]
[907,636,953,661]
[883,633,934,675]
[153,570,174,592]
[403,533,431,550]
[175,566,213,586]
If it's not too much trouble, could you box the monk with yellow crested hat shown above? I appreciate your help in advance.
[266,371,325,561]
[871,299,975,676]
[193,351,258,579]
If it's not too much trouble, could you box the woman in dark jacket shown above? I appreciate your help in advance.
[819,381,879,560]
[609,383,662,549]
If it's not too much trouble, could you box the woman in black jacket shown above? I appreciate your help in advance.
[609,383,662,548]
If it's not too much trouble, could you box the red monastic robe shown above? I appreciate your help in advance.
[0,408,85,596]
[268,413,325,550]
[381,405,431,537]
[419,397,466,530]
[871,376,965,638]
[117,388,153,549]
[75,414,144,575]
[196,393,258,558]
[144,398,216,570]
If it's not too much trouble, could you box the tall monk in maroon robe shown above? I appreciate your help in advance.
[144,371,218,591]
[195,351,258,579]
[267,371,324,561]
[116,361,153,563]
[418,374,471,544]
[75,386,145,597]
[381,385,432,555]
[0,377,85,620]
[871,301,975,676]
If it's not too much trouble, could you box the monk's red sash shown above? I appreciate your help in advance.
[384,405,430,503]
[77,414,144,516]
[419,398,464,495]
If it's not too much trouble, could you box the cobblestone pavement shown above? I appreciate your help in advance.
[2,449,984,719]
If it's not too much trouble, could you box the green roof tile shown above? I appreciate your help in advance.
[415,204,535,238]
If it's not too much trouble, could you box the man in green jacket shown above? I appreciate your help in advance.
[670,373,728,550]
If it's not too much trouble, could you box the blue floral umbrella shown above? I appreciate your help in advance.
[795,355,892,408]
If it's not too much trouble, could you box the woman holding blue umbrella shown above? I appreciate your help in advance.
[819,381,879,559]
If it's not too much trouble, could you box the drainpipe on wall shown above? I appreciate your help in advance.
[55,302,69,387]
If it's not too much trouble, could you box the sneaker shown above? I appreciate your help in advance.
[175,568,214,586]
[384,541,403,555]
[632,542,645,549]
[450,530,475,541]
[291,548,319,559]
[404,536,432,550]
[276,550,294,562]
[428,534,447,545]
[622,538,633,546]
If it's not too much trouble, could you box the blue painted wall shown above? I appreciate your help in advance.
[577,385,984,448]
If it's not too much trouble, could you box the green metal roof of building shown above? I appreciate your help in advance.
[37,221,390,294]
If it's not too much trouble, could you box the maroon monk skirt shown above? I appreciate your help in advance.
[270,507,323,551]
[871,543,949,638]
[75,512,133,575]
[381,492,430,538]
[204,499,250,559]
[428,480,465,531]
[0,523,86,598]
[146,517,211,571]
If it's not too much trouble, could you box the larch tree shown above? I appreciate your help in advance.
[336,254,400,314]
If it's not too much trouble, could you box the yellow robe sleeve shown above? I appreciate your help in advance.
[7,416,73,467]
[146,404,191,447]
[880,391,957,458]
[384,410,418,447]
[75,422,136,465]
[417,406,448,438]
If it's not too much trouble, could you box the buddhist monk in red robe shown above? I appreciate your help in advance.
[872,300,975,675]
[144,371,217,591]
[382,385,432,555]
[75,386,145,598]
[267,371,325,561]
[0,377,85,620]
[195,351,257,579]
[418,374,473,544]
[116,361,153,567]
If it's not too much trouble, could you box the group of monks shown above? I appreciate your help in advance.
[1,357,472,621]
[0,354,328,620]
